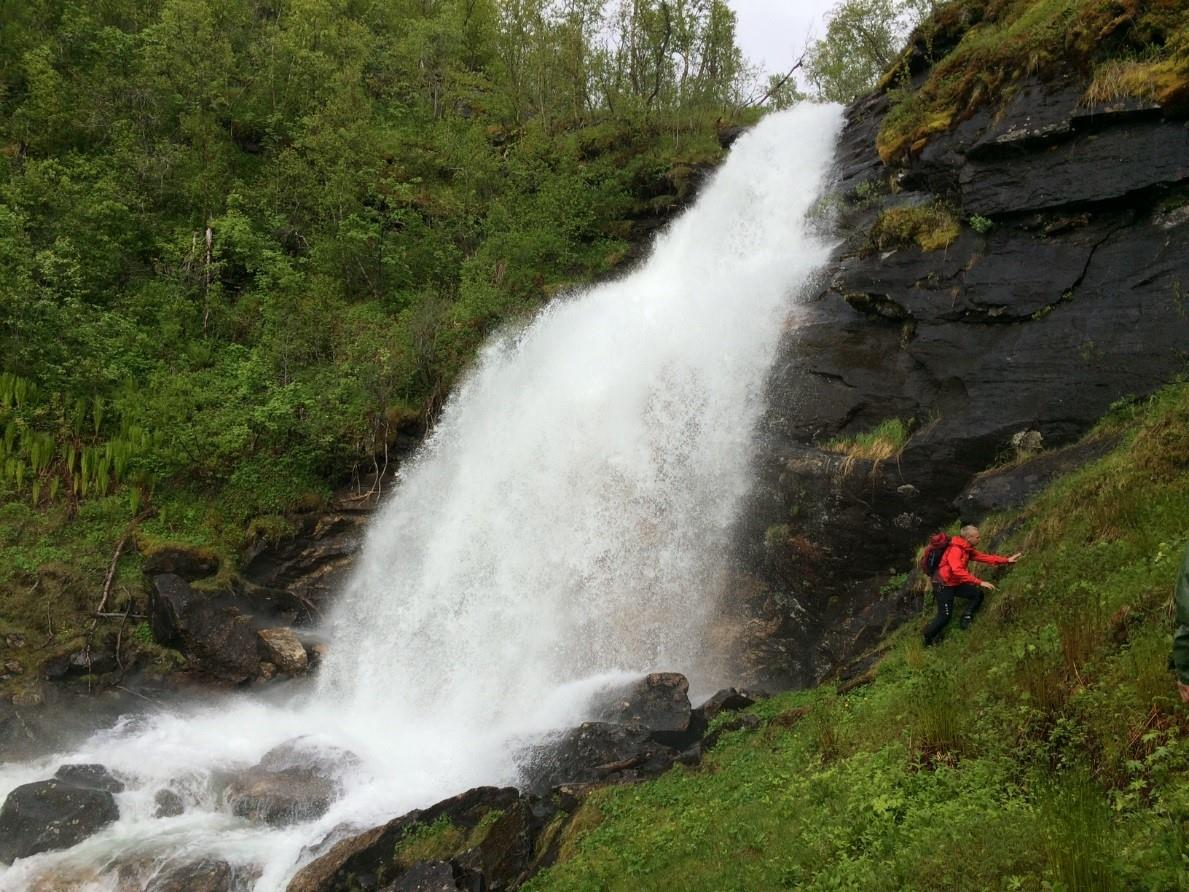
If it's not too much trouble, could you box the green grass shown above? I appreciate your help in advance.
[826,417,911,463]
[877,0,1189,163]
[869,204,961,253]
[525,382,1189,892]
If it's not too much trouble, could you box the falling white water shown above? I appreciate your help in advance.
[0,102,842,892]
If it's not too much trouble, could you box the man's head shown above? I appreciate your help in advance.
[960,524,980,545]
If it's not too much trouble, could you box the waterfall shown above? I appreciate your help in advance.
[0,102,842,892]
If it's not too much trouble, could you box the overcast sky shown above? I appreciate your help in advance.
[729,0,838,75]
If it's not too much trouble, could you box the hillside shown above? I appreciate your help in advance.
[524,382,1189,891]
[735,0,1189,689]
[0,0,750,700]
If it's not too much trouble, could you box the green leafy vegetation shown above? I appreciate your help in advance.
[526,382,1189,891]
[0,0,766,660]
[802,0,939,104]
[968,213,994,234]
[877,0,1189,162]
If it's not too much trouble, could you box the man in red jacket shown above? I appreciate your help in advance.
[923,525,1022,646]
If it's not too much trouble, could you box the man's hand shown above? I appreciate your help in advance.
[1179,681,1189,704]
[980,581,997,591]
[1007,552,1023,563]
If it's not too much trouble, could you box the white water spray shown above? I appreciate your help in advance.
[0,103,842,891]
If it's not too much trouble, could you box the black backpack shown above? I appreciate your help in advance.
[920,533,951,577]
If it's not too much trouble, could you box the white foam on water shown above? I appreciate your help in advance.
[0,102,843,891]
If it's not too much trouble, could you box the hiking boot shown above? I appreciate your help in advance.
[959,615,974,630]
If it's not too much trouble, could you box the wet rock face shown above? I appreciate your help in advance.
[288,786,523,892]
[954,435,1120,519]
[741,75,1189,688]
[0,774,120,863]
[148,574,260,683]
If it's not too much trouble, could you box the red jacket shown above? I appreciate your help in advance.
[937,536,1012,587]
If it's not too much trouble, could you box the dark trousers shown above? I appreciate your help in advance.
[923,583,984,646]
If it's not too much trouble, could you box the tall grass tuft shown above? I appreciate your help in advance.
[826,417,910,479]
[909,671,965,763]
[1035,769,1119,892]
[1059,591,1107,683]
[1017,646,1068,716]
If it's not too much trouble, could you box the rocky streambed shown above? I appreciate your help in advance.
[0,672,759,891]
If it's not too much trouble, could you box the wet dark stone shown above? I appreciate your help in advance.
[0,777,119,863]
[695,688,759,723]
[154,788,185,818]
[378,860,482,892]
[54,763,125,793]
[224,738,358,827]
[148,574,260,683]
[146,857,260,892]
[520,722,676,796]
[961,120,1189,216]
[595,672,691,732]
[288,786,521,892]
[954,435,1121,520]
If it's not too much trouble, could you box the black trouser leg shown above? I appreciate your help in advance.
[956,583,984,628]
[923,584,955,646]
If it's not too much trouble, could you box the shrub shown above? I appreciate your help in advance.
[968,214,993,234]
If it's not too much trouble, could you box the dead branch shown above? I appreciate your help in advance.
[97,535,130,616]
[739,51,809,110]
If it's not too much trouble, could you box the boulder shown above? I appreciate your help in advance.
[54,763,125,793]
[154,788,184,818]
[379,860,482,892]
[145,858,260,892]
[257,628,309,675]
[147,574,260,683]
[520,722,676,796]
[452,798,534,890]
[954,436,1120,519]
[0,777,119,863]
[288,786,521,892]
[594,673,705,749]
[224,738,357,827]
[42,643,119,680]
[146,859,230,892]
[695,688,759,723]
[594,672,691,732]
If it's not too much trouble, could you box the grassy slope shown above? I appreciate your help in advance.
[526,384,1189,892]
[878,0,1189,162]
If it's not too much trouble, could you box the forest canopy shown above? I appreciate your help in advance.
[0,0,769,527]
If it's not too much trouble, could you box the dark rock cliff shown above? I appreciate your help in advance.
[736,76,1189,689]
